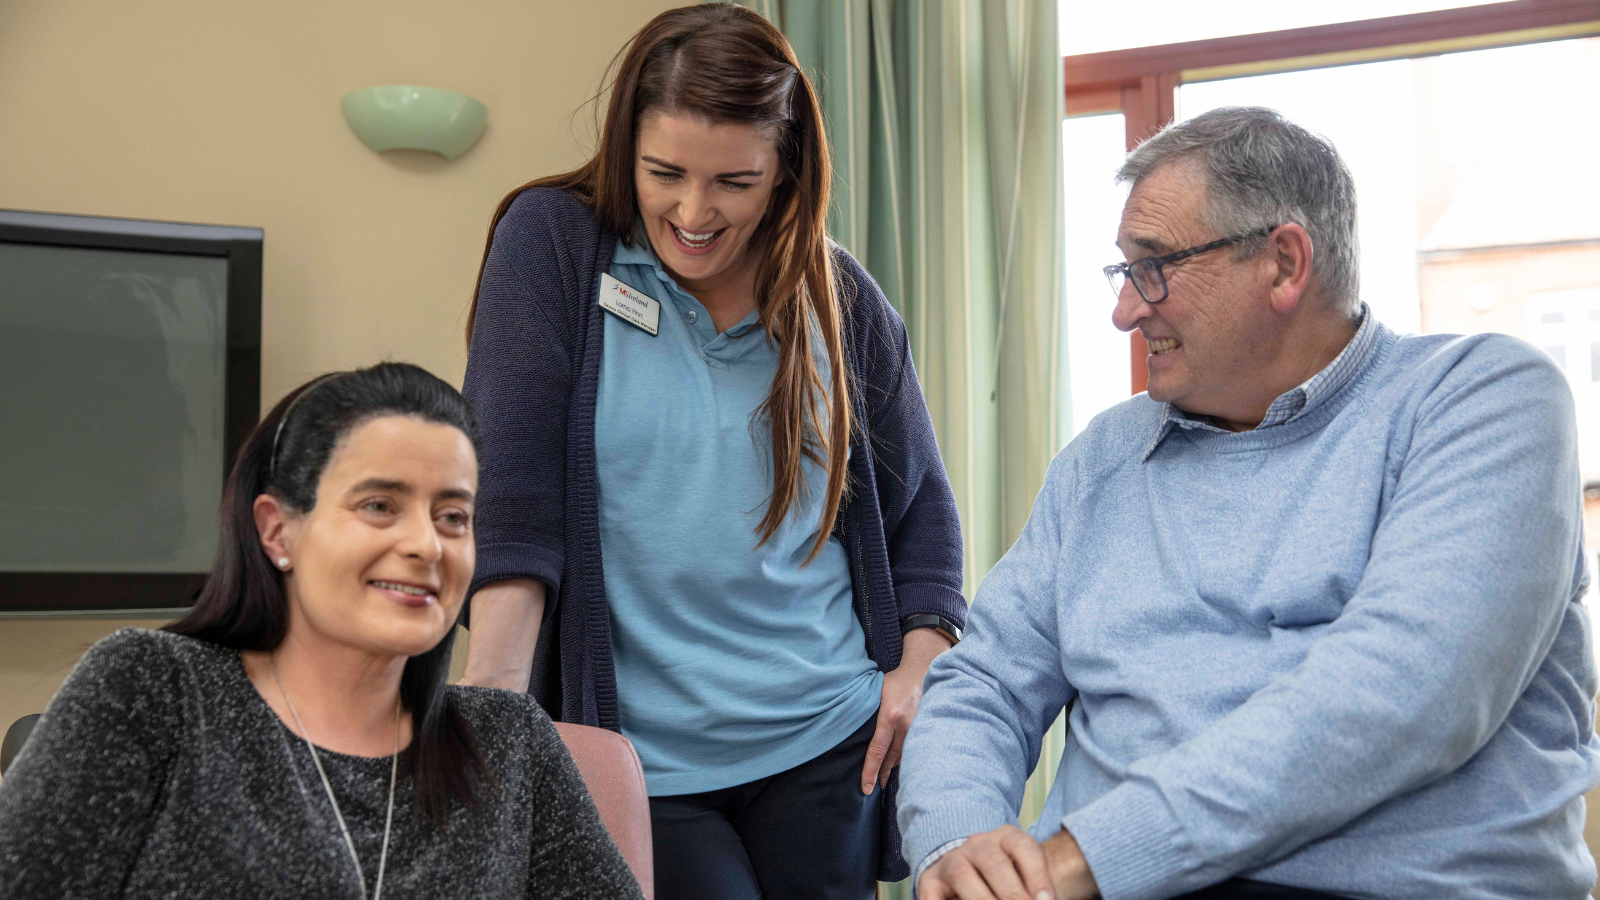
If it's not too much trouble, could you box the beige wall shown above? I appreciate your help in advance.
[6,0,1600,874]
[0,0,674,746]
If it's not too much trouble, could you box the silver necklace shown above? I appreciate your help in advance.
[271,656,399,900]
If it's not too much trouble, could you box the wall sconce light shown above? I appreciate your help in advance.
[340,85,488,160]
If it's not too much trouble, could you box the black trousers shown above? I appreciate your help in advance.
[650,714,882,900]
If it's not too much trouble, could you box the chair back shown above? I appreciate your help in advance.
[1,714,41,777]
[553,721,653,899]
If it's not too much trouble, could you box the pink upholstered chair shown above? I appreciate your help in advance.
[553,722,654,900]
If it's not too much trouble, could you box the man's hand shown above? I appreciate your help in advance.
[861,627,952,793]
[917,825,1053,900]
[917,825,1099,900]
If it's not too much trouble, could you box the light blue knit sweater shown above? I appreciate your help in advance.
[898,321,1598,899]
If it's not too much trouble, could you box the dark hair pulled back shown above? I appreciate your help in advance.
[166,361,487,828]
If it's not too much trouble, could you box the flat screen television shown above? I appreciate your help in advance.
[0,209,261,614]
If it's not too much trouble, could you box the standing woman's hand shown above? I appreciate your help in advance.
[861,626,953,793]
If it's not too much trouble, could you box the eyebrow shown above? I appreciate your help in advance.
[349,477,408,495]
[347,478,474,503]
[1118,234,1169,258]
[639,155,764,179]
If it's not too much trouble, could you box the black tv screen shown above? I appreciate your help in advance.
[0,210,261,613]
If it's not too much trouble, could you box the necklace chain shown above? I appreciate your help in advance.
[271,655,399,900]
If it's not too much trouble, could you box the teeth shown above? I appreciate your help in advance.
[672,223,720,246]
[372,580,431,597]
[1148,338,1182,355]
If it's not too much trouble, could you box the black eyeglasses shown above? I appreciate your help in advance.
[1104,226,1276,304]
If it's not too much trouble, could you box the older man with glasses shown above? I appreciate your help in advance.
[898,106,1597,900]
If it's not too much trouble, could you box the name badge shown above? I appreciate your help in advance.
[599,273,661,336]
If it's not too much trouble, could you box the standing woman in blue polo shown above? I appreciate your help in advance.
[457,6,964,898]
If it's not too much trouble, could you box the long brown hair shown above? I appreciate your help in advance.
[466,3,851,560]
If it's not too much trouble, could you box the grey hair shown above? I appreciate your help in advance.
[1117,106,1360,316]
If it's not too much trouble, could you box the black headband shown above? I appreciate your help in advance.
[267,374,342,481]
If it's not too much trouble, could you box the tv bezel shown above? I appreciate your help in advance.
[0,209,262,615]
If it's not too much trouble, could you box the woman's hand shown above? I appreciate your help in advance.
[860,626,954,793]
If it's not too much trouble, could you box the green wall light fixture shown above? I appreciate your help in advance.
[340,85,487,160]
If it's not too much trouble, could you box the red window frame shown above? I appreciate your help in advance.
[1062,0,1600,393]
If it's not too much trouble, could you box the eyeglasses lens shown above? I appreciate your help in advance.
[1105,266,1128,300]
[1133,259,1165,303]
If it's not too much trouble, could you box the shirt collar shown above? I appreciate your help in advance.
[1258,303,1376,428]
[1142,403,1223,461]
[1143,303,1377,461]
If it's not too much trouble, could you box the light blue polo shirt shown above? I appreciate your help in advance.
[594,234,883,796]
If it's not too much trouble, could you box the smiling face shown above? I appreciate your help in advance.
[261,415,477,659]
[634,111,781,294]
[1111,160,1278,421]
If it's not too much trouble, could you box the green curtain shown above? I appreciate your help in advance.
[739,0,1068,893]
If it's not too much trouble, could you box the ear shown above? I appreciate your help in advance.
[253,494,296,571]
[1266,223,1315,315]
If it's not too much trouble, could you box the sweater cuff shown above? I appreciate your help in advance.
[902,800,1013,884]
[896,581,969,628]
[1060,782,1192,900]
[464,541,563,628]
[470,540,563,594]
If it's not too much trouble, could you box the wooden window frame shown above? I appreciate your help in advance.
[1063,0,1600,394]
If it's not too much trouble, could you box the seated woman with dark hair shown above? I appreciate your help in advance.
[0,363,643,900]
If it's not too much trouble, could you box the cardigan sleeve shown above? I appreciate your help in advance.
[0,629,181,899]
[463,189,594,601]
[835,249,967,628]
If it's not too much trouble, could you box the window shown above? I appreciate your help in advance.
[1530,288,1600,385]
[1059,2,1503,57]
[1061,112,1130,440]
[1061,5,1600,601]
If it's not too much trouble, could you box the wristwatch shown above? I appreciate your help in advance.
[901,613,962,646]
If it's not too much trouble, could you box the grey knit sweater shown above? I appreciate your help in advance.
[0,629,644,899]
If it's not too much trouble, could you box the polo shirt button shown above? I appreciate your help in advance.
[686,310,698,323]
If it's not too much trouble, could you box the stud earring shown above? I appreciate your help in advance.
[276,557,291,570]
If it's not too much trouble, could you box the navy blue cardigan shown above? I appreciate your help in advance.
[463,188,965,877]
